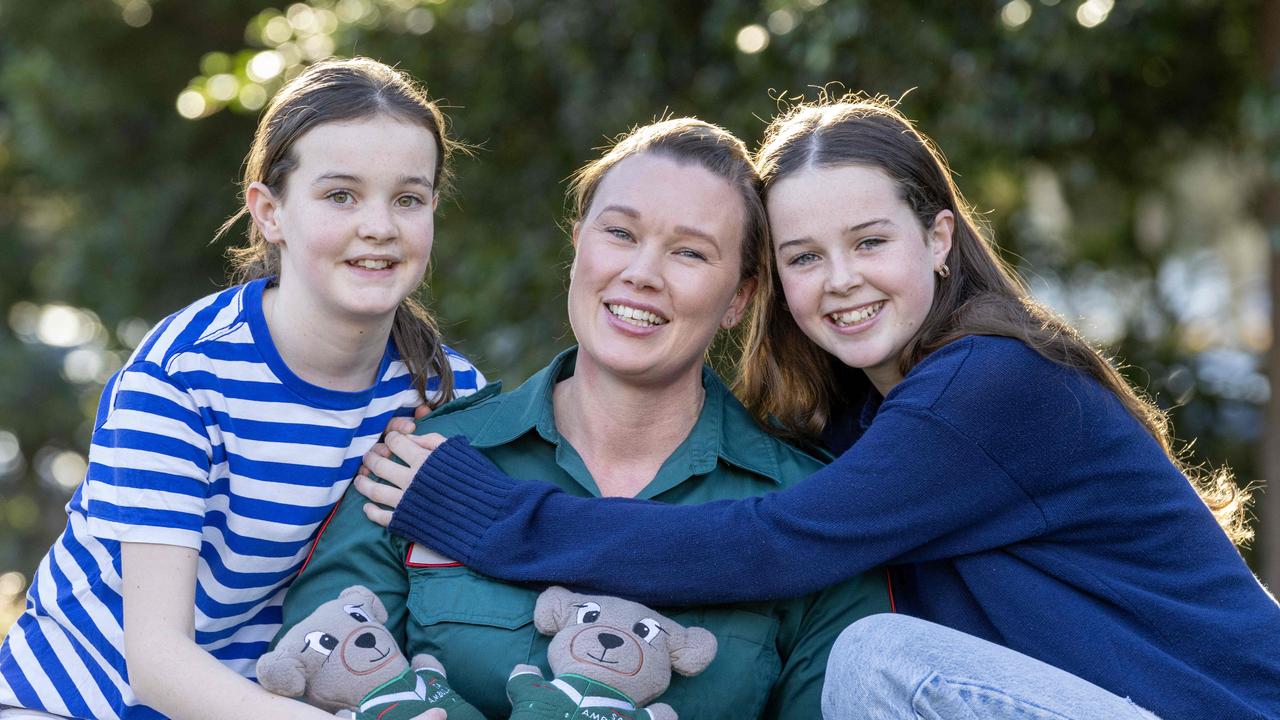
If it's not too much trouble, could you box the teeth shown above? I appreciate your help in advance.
[830,302,884,327]
[352,259,391,270]
[607,303,668,328]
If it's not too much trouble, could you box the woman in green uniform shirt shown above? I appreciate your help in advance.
[277,118,889,719]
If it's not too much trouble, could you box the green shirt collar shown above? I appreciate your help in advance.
[466,347,783,495]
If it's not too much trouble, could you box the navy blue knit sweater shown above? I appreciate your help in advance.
[392,335,1280,719]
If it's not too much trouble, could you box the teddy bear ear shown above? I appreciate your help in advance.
[340,584,388,624]
[669,626,717,677]
[256,648,308,697]
[533,586,582,635]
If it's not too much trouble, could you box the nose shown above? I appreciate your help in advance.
[824,257,861,295]
[354,632,377,649]
[618,244,664,291]
[597,632,624,650]
[358,204,397,244]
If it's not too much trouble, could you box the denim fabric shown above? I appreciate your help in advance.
[822,615,1161,720]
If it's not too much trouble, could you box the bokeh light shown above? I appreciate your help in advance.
[176,89,207,119]
[0,431,22,477]
[119,0,152,28]
[1076,0,1114,28]
[768,9,797,35]
[247,51,286,83]
[736,24,770,54]
[1001,0,1032,28]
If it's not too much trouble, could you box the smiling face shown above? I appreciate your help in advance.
[768,164,952,394]
[250,115,439,328]
[567,153,755,387]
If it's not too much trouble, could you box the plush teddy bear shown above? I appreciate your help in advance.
[257,585,483,720]
[507,586,718,720]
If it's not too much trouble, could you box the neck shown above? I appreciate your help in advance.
[262,284,395,391]
[553,359,705,498]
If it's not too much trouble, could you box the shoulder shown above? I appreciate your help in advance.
[716,381,826,482]
[891,335,1080,411]
[415,381,505,436]
[439,344,486,394]
[129,281,258,374]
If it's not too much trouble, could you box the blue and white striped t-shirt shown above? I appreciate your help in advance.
[0,278,485,719]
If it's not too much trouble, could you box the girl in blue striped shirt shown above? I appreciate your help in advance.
[0,58,483,720]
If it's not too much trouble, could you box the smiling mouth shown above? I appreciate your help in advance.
[828,301,885,327]
[586,652,619,664]
[370,647,390,663]
[349,259,394,270]
[606,303,669,328]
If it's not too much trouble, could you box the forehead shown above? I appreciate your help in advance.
[766,164,909,240]
[289,116,438,180]
[591,154,744,232]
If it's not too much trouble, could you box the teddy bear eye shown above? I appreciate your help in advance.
[574,602,601,624]
[303,631,339,656]
[343,603,370,623]
[632,618,663,644]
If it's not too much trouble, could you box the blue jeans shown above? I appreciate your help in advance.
[822,614,1161,719]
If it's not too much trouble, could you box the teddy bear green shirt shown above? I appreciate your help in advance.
[507,672,653,720]
[357,667,484,720]
[280,348,891,719]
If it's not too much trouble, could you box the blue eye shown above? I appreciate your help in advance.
[606,227,633,241]
[787,251,819,266]
[676,248,707,261]
[857,237,886,250]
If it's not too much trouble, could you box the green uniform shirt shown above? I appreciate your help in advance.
[281,348,890,719]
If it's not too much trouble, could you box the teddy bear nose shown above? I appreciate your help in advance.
[597,632,624,650]
[354,632,377,649]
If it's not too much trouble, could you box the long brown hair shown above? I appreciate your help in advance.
[737,95,1250,544]
[218,57,458,406]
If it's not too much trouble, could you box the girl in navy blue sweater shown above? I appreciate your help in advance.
[358,98,1280,719]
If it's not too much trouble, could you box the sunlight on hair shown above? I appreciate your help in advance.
[1076,0,1114,28]
[1001,0,1032,28]
[736,24,770,54]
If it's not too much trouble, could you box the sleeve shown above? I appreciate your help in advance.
[764,571,892,719]
[391,403,1047,606]
[278,486,411,646]
[83,361,214,549]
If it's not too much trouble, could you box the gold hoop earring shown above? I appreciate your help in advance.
[936,263,951,279]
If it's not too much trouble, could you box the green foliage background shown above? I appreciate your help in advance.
[0,0,1273,628]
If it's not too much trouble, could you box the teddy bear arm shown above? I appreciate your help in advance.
[641,702,677,720]
[409,653,446,676]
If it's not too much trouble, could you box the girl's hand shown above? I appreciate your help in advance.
[355,431,450,527]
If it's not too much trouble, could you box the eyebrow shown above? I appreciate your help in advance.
[312,173,434,190]
[776,218,895,251]
[596,205,717,243]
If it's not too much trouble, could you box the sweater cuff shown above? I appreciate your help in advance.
[389,436,516,563]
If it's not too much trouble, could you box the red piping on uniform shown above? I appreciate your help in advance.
[299,496,344,575]
[885,568,897,613]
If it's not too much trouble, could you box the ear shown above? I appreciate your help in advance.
[340,584,388,624]
[720,276,758,330]
[669,626,717,677]
[533,586,582,636]
[432,193,440,211]
[571,221,582,249]
[928,209,954,269]
[256,648,308,697]
[246,181,285,245]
